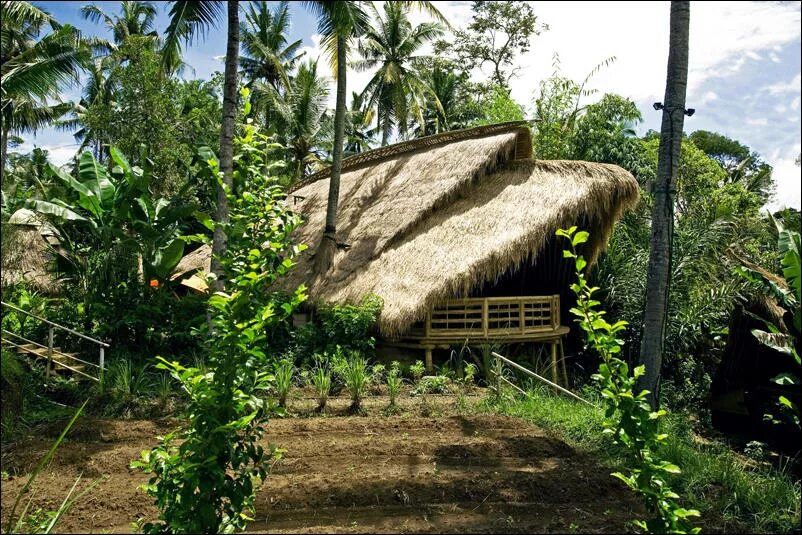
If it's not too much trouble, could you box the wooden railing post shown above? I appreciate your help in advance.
[46,326,54,382]
[99,346,105,383]
[482,298,489,337]
[519,298,525,333]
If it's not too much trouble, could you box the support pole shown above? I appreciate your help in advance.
[560,339,568,386]
[550,341,558,386]
[46,326,54,382]
[424,346,433,372]
[99,346,105,383]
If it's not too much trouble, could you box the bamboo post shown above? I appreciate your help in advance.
[551,341,558,386]
[424,345,433,372]
[46,326,54,382]
[560,339,568,386]
[482,298,489,337]
[99,346,105,383]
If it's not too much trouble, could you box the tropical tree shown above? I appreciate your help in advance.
[240,1,304,93]
[303,0,448,275]
[355,2,444,144]
[449,1,547,88]
[639,0,691,409]
[161,0,238,289]
[55,57,116,160]
[344,91,374,155]
[80,1,158,45]
[1,1,89,173]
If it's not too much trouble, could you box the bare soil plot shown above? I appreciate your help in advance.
[1,396,640,533]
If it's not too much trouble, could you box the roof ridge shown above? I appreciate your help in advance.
[290,121,532,192]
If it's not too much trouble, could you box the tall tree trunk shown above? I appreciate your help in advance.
[314,34,347,274]
[1,124,9,185]
[381,112,390,146]
[210,0,239,292]
[638,0,690,409]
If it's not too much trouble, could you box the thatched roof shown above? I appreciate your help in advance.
[1,209,61,293]
[276,122,640,337]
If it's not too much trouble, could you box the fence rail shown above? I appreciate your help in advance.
[1,301,107,382]
[424,295,560,338]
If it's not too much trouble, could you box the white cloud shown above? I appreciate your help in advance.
[763,73,802,95]
[745,117,769,126]
[16,143,78,166]
[767,153,801,211]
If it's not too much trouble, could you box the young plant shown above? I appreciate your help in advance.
[558,226,699,534]
[386,361,403,408]
[310,357,332,412]
[338,352,369,412]
[410,360,425,384]
[274,359,294,409]
[132,94,307,534]
[456,363,477,411]
[369,363,386,394]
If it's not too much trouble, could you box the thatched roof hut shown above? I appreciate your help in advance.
[277,121,640,338]
[1,209,61,293]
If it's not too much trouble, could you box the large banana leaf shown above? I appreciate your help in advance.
[25,199,87,222]
[150,239,186,280]
[78,151,115,209]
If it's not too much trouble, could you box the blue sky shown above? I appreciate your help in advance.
[23,1,802,208]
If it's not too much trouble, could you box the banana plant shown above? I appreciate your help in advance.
[26,147,195,283]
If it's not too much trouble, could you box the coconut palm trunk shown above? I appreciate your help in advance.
[314,34,347,273]
[638,0,690,409]
[1,124,9,178]
[210,0,239,291]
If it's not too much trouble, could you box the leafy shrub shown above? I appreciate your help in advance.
[303,295,383,355]
[132,97,306,534]
[414,375,450,395]
[558,226,699,533]
[369,363,386,394]
[274,359,294,408]
[410,360,425,383]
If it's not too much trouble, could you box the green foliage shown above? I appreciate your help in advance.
[274,359,294,408]
[414,374,450,395]
[81,38,196,196]
[469,84,525,126]
[300,294,383,356]
[132,101,306,534]
[448,1,547,87]
[310,356,332,412]
[386,361,403,407]
[737,216,801,427]
[334,350,370,412]
[409,360,425,383]
[558,226,699,534]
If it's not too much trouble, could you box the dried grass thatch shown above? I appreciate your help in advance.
[276,123,639,337]
[170,243,212,292]
[1,210,61,294]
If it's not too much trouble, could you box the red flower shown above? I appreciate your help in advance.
[150,279,159,288]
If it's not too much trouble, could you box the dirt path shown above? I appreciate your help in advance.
[1,397,640,533]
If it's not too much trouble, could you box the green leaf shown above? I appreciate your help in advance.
[572,231,589,246]
[150,239,186,280]
[27,200,86,222]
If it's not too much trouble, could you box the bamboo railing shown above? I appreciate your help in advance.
[423,295,561,339]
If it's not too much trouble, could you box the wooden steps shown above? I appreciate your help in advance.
[15,343,86,375]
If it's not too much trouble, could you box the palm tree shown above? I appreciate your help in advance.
[414,64,473,135]
[268,59,331,181]
[355,2,444,145]
[161,0,237,289]
[638,0,691,409]
[55,57,116,159]
[240,1,304,93]
[1,1,89,174]
[303,1,448,274]
[80,1,158,45]
[344,91,374,155]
